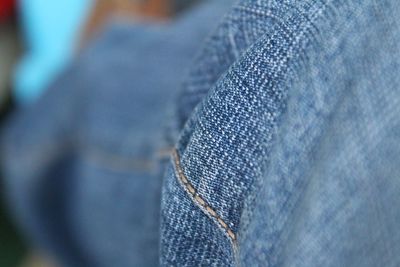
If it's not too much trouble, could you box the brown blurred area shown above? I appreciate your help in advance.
[20,253,58,267]
[82,0,180,47]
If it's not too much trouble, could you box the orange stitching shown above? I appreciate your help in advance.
[194,195,206,206]
[206,206,218,218]
[171,149,237,243]
[187,184,196,194]
[227,229,236,240]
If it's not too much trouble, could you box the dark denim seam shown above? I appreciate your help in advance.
[171,148,238,247]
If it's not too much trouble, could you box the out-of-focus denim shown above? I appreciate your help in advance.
[2,0,400,266]
[1,1,232,266]
[161,0,400,266]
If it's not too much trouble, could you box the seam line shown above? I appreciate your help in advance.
[171,148,237,243]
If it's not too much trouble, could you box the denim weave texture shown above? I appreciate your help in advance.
[161,0,400,266]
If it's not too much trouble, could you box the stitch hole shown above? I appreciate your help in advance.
[195,195,206,207]
[205,206,218,218]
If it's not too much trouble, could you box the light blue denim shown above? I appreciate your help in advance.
[161,0,400,266]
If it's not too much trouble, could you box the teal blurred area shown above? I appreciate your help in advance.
[14,0,94,104]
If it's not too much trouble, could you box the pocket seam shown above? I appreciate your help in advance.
[171,148,237,245]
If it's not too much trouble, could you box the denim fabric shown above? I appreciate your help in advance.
[2,0,400,266]
[1,1,232,266]
[161,0,400,266]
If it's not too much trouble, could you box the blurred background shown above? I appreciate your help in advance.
[0,1,201,266]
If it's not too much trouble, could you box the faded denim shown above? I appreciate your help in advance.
[162,0,400,266]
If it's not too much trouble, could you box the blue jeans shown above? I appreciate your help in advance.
[2,0,400,266]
